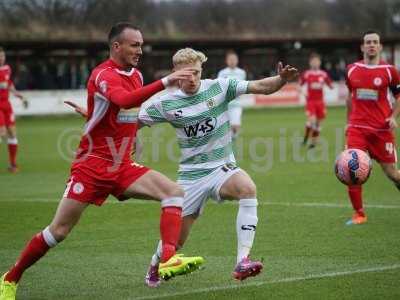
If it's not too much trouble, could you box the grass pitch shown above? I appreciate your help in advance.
[0,107,399,299]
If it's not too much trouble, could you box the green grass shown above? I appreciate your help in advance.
[0,107,399,299]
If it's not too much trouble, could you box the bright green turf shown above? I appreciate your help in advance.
[0,107,399,300]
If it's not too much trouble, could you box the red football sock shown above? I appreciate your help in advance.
[8,142,18,166]
[5,232,50,283]
[160,206,182,263]
[304,125,312,142]
[348,185,365,216]
[312,130,320,138]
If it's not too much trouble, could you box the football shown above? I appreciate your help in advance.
[335,148,372,185]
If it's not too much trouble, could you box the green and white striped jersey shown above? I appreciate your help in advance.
[139,78,249,181]
[217,67,247,108]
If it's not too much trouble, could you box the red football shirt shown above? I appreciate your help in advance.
[346,60,400,130]
[0,65,12,102]
[76,59,162,163]
[300,70,333,102]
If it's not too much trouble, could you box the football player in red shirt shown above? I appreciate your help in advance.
[0,22,196,298]
[0,47,28,173]
[345,30,400,225]
[299,53,333,148]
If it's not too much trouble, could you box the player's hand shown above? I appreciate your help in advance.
[18,95,29,109]
[163,68,196,87]
[16,94,28,108]
[22,99,29,109]
[277,62,299,83]
[386,116,398,130]
[64,100,88,118]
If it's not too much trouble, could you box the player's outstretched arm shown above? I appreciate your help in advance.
[65,101,149,132]
[104,68,196,110]
[247,62,299,95]
[64,101,88,118]
[10,83,28,108]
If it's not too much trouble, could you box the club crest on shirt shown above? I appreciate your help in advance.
[207,99,215,108]
[99,80,108,94]
[373,77,382,87]
[73,182,84,194]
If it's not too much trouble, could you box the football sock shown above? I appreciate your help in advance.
[5,227,58,283]
[150,240,162,266]
[232,129,239,140]
[303,123,312,144]
[348,185,365,216]
[236,198,258,263]
[160,197,183,263]
[312,127,320,138]
[7,137,18,166]
[310,124,320,145]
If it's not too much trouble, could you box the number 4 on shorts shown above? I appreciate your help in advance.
[385,143,394,154]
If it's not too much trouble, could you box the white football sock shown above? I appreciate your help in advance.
[42,226,58,247]
[7,137,18,145]
[150,240,162,266]
[236,198,258,263]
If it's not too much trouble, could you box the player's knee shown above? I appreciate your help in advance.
[165,184,184,199]
[49,224,72,242]
[0,128,6,137]
[386,169,400,183]
[382,164,400,183]
[237,182,257,198]
[7,132,16,139]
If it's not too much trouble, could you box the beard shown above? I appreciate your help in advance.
[365,48,379,60]
[122,55,139,69]
[366,52,378,61]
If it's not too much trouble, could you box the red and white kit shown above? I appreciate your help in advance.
[300,69,333,119]
[346,60,400,163]
[64,59,165,205]
[0,64,15,126]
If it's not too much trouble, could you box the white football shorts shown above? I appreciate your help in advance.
[178,164,241,217]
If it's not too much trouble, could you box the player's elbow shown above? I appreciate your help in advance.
[115,98,138,110]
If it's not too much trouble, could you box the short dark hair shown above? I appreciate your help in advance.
[309,52,320,60]
[0,46,4,53]
[225,49,238,57]
[108,22,140,46]
[362,29,381,40]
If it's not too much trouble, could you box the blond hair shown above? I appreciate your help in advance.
[172,48,207,67]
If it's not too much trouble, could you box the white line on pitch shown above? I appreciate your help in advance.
[132,264,400,300]
[4,198,400,210]
[263,201,400,209]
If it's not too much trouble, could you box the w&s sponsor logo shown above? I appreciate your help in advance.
[183,117,217,137]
